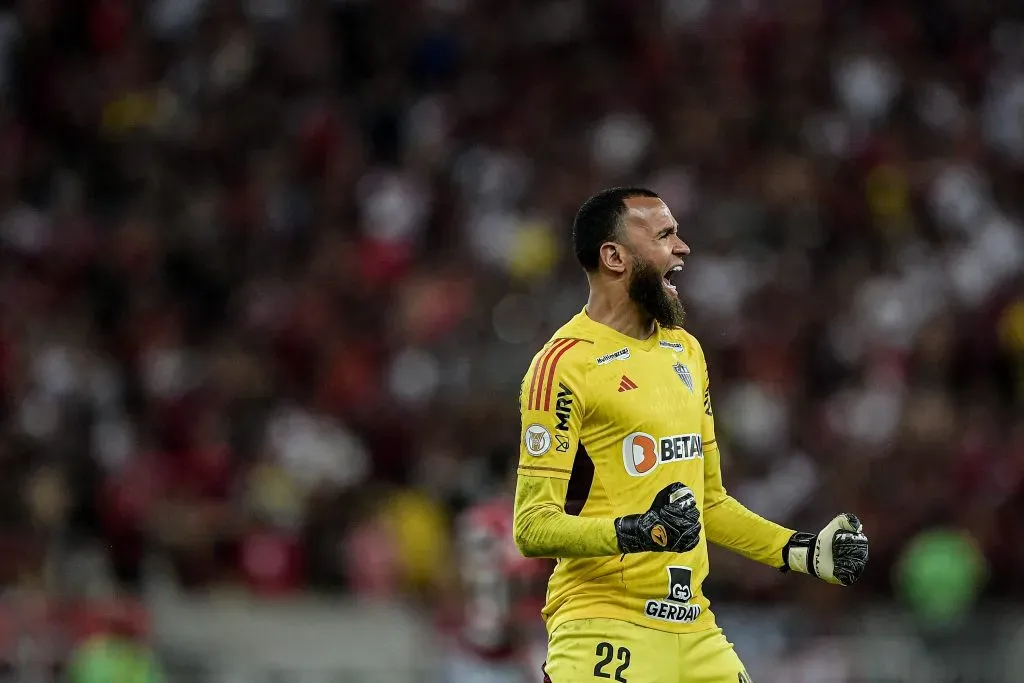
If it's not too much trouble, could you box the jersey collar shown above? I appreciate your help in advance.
[578,307,663,352]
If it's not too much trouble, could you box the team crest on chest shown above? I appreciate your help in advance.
[672,362,694,393]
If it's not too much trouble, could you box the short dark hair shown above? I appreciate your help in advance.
[572,187,660,271]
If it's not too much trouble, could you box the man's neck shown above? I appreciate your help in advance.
[585,290,656,340]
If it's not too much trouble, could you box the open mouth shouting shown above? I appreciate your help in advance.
[663,264,683,295]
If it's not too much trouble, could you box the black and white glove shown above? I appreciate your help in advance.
[615,483,701,554]
[783,513,869,586]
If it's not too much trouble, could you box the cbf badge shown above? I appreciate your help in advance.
[672,362,694,393]
[524,424,552,456]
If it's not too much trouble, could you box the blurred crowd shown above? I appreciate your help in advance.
[0,0,1022,647]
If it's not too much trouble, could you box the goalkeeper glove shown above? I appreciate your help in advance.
[615,483,701,554]
[783,513,869,586]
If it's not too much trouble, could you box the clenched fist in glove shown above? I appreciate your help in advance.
[615,483,702,554]
[783,513,869,586]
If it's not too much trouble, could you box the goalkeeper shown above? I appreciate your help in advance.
[513,188,868,682]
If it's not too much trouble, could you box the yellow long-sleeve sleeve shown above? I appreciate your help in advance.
[698,351,794,567]
[514,336,620,559]
[702,441,794,567]
[513,474,620,558]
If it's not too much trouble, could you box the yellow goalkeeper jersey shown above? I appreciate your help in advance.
[516,309,794,635]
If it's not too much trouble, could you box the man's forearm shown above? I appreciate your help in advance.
[514,504,620,558]
[704,495,795,568]
[513,475,620,558]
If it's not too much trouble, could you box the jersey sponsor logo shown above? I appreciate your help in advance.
[596,347,630,365]
[524,424,552,456]
[644,599,700,623]
[659,341,684,352]
[554,434,570,452]
[673,362,694,393]
[554,383,573,430]
[622,432,703,476]
[529,338,582,411]
[666,566,693,602]
[645,565,701,624]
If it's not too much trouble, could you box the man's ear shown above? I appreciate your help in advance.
[599,242,628,275]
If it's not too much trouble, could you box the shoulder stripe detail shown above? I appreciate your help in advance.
[539,338,581,411]
[527,337,592,411]
[703,439,717,449]
[529,338,571,410]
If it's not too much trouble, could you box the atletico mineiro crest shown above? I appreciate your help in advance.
[672,362,693,393]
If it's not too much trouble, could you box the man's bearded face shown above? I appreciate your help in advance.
[627,250,686,328]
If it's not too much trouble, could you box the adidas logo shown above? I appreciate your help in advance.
[618,375,638,392]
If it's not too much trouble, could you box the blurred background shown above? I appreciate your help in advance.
[0,0,1022,681]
